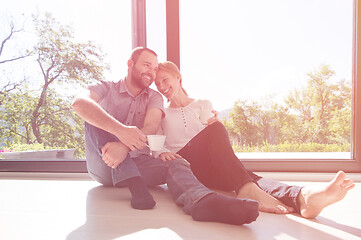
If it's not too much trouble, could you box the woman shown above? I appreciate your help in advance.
[154,61,355,218]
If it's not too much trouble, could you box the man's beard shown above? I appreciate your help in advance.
[132,68,152,89]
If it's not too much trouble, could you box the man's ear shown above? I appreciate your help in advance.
[127,59,134,69]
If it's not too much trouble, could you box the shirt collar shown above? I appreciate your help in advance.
[119,78,149,97]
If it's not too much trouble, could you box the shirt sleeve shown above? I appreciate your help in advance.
[147,90,165,118]
[87,81,110,100]
[202,99,214,112]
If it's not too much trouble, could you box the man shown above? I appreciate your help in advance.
[72,47,259,225]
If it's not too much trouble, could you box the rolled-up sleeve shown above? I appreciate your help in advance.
[147,91,165,118]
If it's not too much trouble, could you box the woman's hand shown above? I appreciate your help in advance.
[159,152,182,162]
[207,110,220,125]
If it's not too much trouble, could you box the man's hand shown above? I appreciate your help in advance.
[101,142,130,169]
[206,110,220,125]
[116,126,147,151]
[159,152,182,162]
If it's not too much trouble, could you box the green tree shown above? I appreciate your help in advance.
[0,85,36,145]
[1,12,108,158]
[265,103,299,144]
[226,64,351,151]
[328,79,352,144]
[0,18,31,103]
[285,64,343,144]
[228,100,262,146]
[30,12,108,144]
[0,85,86,157]
[222,117,240,145]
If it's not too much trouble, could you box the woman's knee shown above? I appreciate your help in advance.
[206,121,229,138]
[208,121,226,131]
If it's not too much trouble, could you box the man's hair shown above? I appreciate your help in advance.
[130,47,158,64]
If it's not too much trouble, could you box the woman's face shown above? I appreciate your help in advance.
[155,69,180,99]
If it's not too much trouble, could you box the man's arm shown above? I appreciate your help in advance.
[141,108,163,135]
[72,89,146,151]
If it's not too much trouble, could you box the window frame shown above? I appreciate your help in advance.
[166,0,361,173]
[1,0,360,173]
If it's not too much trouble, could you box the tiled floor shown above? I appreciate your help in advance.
[0,173,360,240]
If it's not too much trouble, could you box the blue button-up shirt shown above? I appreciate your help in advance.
[87,79,165,157]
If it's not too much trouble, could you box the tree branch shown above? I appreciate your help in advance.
[37,54,47,80]
[0,53,31,65]
[49,68,64,84]
[0,20,28,64]
[0,23,16,57]
[7,128,28,141]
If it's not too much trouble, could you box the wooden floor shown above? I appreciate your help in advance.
[0,173,360,240]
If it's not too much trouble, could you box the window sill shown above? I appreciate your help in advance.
[1,171,360,182]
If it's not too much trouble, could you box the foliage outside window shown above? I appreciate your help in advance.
[180,0,352,158]
[0,13,108,159]
[222,64,351,154]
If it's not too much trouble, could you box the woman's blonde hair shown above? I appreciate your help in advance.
[158,61,188,95]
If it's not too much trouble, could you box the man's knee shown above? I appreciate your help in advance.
[88,171,113,186]
[85,123,118,147]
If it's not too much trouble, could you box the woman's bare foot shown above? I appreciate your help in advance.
[237,182,294,214]
[298,171,355,219]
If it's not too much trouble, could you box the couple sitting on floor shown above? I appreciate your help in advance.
[72,47,355,226]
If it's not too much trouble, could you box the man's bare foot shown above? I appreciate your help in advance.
[298,171,355,219]
[237,182,294,214]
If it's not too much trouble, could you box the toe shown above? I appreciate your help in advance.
[333,171,346,184]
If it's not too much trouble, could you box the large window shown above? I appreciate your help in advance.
[162,0,361,172]
[1,0,361,173]
[0,0,132,172]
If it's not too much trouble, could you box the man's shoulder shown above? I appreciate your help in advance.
[89,79,122,88]
[87,79,124,100]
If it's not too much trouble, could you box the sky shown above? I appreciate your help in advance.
[0,0,354,111]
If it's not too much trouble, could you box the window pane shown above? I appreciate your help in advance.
[146,0,167,62]
[180,0,353,159]
[0,0,131,160]
[146,0,167,93]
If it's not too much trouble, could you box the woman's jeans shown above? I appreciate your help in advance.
[84,123,213,214]
[177,121,302,212]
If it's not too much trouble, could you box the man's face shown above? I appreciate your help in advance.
[130,51,158,90]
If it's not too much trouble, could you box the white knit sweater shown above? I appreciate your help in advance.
[153,99,213,158]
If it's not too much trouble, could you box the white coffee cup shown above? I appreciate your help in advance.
[200,109,214,124]
[147,135,166,151]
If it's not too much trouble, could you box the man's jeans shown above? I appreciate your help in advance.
[84,123,213,213]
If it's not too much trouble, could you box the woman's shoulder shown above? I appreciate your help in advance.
[192,99,213,108]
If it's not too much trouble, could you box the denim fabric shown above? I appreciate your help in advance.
[178,121,303,213]
[248,171,302,213]
[84,122,212,214]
